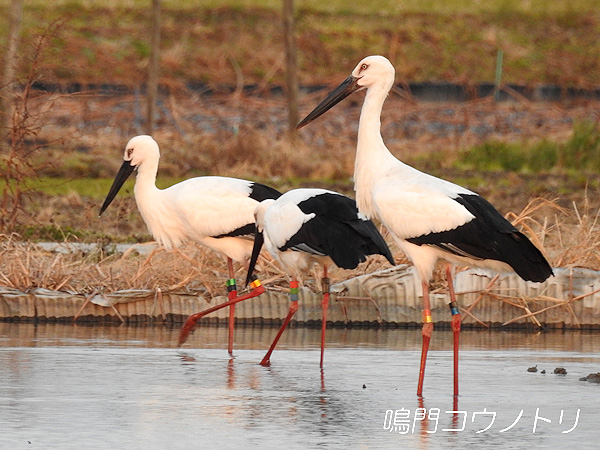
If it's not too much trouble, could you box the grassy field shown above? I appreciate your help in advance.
[0,0,599,87]
[0,1,599,295]
[8,0,599,15]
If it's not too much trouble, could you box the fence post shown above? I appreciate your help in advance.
[494,49,503,102]
[1,0,24,134]
[146,0,161,134]
[282,0,299,136]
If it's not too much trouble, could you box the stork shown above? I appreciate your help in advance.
[245,188,395,368]
[296,55,553,397]
[99,135,281,353]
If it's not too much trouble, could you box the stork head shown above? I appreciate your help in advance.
[123,135,160,168]
[296,55,395,130]
[351,55,395,90]
[99,135,159,216]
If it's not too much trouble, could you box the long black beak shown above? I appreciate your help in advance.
[99,160,136,216]
[296,75,361,130]
[245,229,265,287]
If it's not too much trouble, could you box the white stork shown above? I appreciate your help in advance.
[296,55,553,397]
[245,188,394,368]
[99,135,281,352]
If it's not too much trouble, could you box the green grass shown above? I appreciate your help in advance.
[457,121,600,173]
[0,0,598,87]
[0,0,597,245]
[4,121,597,200]
[3,0,598,14]
[0,176,189,199]
[17,224,86,241]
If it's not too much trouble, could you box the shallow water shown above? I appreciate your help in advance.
[0,323,598,449]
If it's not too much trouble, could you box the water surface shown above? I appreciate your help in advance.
[0,323,598,449]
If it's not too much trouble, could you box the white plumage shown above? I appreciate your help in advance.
[100,135,281,262]
[100,135,281,352]
[253,190,326,278]
[249,188,394,281]
[246,187,394,367]
[297,55,552,396]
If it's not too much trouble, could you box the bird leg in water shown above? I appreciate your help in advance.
[260,280,300,366]
[226,258,237,356]
[446,265,461,398]
[417,280,434,397]
[178,278,264,347]
[320,266,330,369]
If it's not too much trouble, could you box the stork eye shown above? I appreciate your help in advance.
[127,148,134,158]
[360,63,368,71]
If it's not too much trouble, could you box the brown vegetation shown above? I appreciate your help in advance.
[1,4,599,303]
[2,89,599,298]
[1,192,598,299]
[2,4,599,88]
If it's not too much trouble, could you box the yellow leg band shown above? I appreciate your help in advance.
[423,309,433,323]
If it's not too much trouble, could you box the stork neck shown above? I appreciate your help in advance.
[356,85,392,165]
[353,84,394,216]
[133,158,160,205]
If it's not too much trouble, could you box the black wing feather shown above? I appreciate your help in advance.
[214,223,256,239]
[407,194,553,282]
[281,193,394,269]
[214,181,281,239]
[248,182,282,202]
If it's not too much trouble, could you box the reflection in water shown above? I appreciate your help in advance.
[0,323,599,449]
[227,358,235,390]
[418,396,429,444]
[2,322,600,353]
[451,395,460,429]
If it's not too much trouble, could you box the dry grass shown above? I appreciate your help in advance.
[1,192,598,331]
[6,3,600,87]
[452,194,600,328]
[2,89,599,303]
[0,231,399,297]
[1,5,598,327]
[0,195,598,299]
[20,89,600,183]
[3,91,600,298]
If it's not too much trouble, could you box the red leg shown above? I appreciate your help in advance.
[178,279,264,347]
[417,280,434,397]
[446,265,461,398]
[320,266,330,369]
[226,258,237,356]
[260,280,299,366]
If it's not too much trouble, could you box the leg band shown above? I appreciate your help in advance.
[290,281,299,302]
[423,309,433,324]
[448,301,459,316]
[226,278,237,292]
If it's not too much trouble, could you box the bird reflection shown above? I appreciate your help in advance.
[177,352,196,364]
[418,396,429,440]
[319,368,328,418]
[227,358,235,390]
[452,395,460,428]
